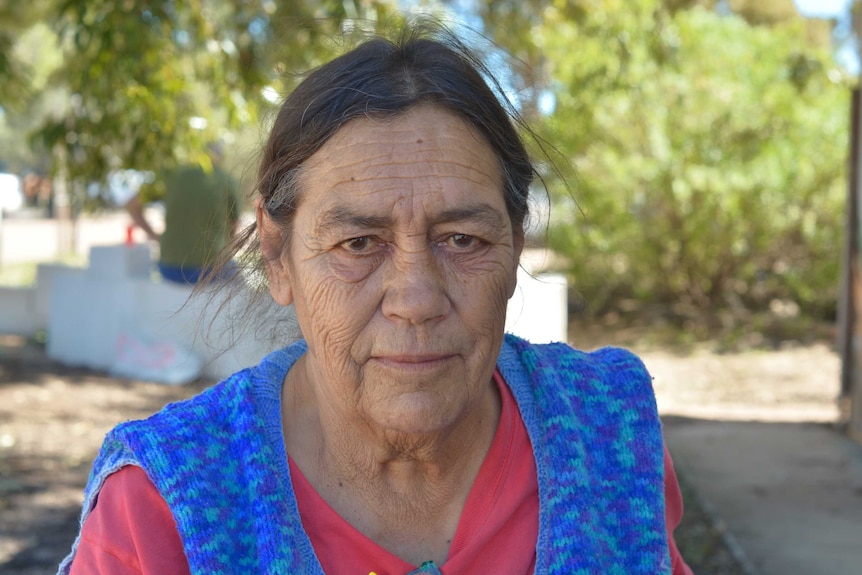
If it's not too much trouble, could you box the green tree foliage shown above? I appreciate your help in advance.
[0,0,851,323]
[0,0,62,173]
[533,2,849,321]
[729,0,800,26]
[0,0,52,106]
[18,0,401,207]
[0,20,63,174]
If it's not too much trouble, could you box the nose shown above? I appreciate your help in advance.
[381,246,451,325]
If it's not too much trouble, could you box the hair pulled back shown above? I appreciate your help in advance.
[257,25,534,239]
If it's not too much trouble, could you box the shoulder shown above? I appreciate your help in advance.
[106,340,307,456]
[498,333,651,391]
[166,164,204,181]
[66,466,190,575]
[497,333,658,433]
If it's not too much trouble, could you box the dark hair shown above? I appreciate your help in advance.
[258,26,534,239]
[200,23,539,343]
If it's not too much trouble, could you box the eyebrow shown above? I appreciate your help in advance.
[313,207,392,233]
[434,206,506,230]
[314,204,506,234]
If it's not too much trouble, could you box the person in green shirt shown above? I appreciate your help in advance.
[126,145,240,284]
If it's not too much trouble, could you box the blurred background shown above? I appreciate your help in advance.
[0,0,856,347]
[1,1,861,574]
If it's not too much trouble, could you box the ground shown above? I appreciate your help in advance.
[0,320,844,574]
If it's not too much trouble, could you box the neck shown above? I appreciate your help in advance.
[283,356,500,485]
[281,357,501,564]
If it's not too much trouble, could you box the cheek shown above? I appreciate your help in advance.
[444,246,516,291]
[445,256,516,328]
[329,251,386,284]
[293,268,377,363]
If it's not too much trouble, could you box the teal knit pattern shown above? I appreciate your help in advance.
[498,335,669,574]
[58,334,669,575]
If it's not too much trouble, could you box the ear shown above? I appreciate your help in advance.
[256,198,294,306]
[507,231,525,299]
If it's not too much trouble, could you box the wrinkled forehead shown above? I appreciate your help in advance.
[306,105,499,173]
[297,106,507,212]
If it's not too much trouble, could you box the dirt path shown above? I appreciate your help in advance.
[568,319,842,423]
[0,338,211,574]
[0,325,845,574]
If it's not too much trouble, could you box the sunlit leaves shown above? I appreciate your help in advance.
[17,0,400,206]
[535,2,848,319]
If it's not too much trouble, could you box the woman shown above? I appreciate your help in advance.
[60,26,692,575]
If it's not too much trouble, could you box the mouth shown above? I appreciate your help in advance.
[371,353,456,369]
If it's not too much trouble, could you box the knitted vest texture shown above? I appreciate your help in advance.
[59,334,669,574]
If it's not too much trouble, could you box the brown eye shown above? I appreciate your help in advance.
[448,234,476,249]
[342,237,373,252]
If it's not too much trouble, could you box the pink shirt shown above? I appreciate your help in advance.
[287,370,538,574]
[71,371,692,574]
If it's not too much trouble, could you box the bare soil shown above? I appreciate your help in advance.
[0,321,844,574]
[0,338,212,574]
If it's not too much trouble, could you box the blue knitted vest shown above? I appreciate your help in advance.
[59,334,669,574]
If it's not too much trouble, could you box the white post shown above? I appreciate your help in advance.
[0,206,4,273]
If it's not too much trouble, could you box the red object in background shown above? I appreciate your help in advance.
[125,224,134,245]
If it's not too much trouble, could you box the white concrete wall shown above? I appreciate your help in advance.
[44,249,297,381]
[505,268,568,344]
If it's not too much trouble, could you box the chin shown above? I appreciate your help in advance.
[371,397,461,437]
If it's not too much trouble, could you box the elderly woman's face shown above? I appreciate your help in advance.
[267,105,523,435]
